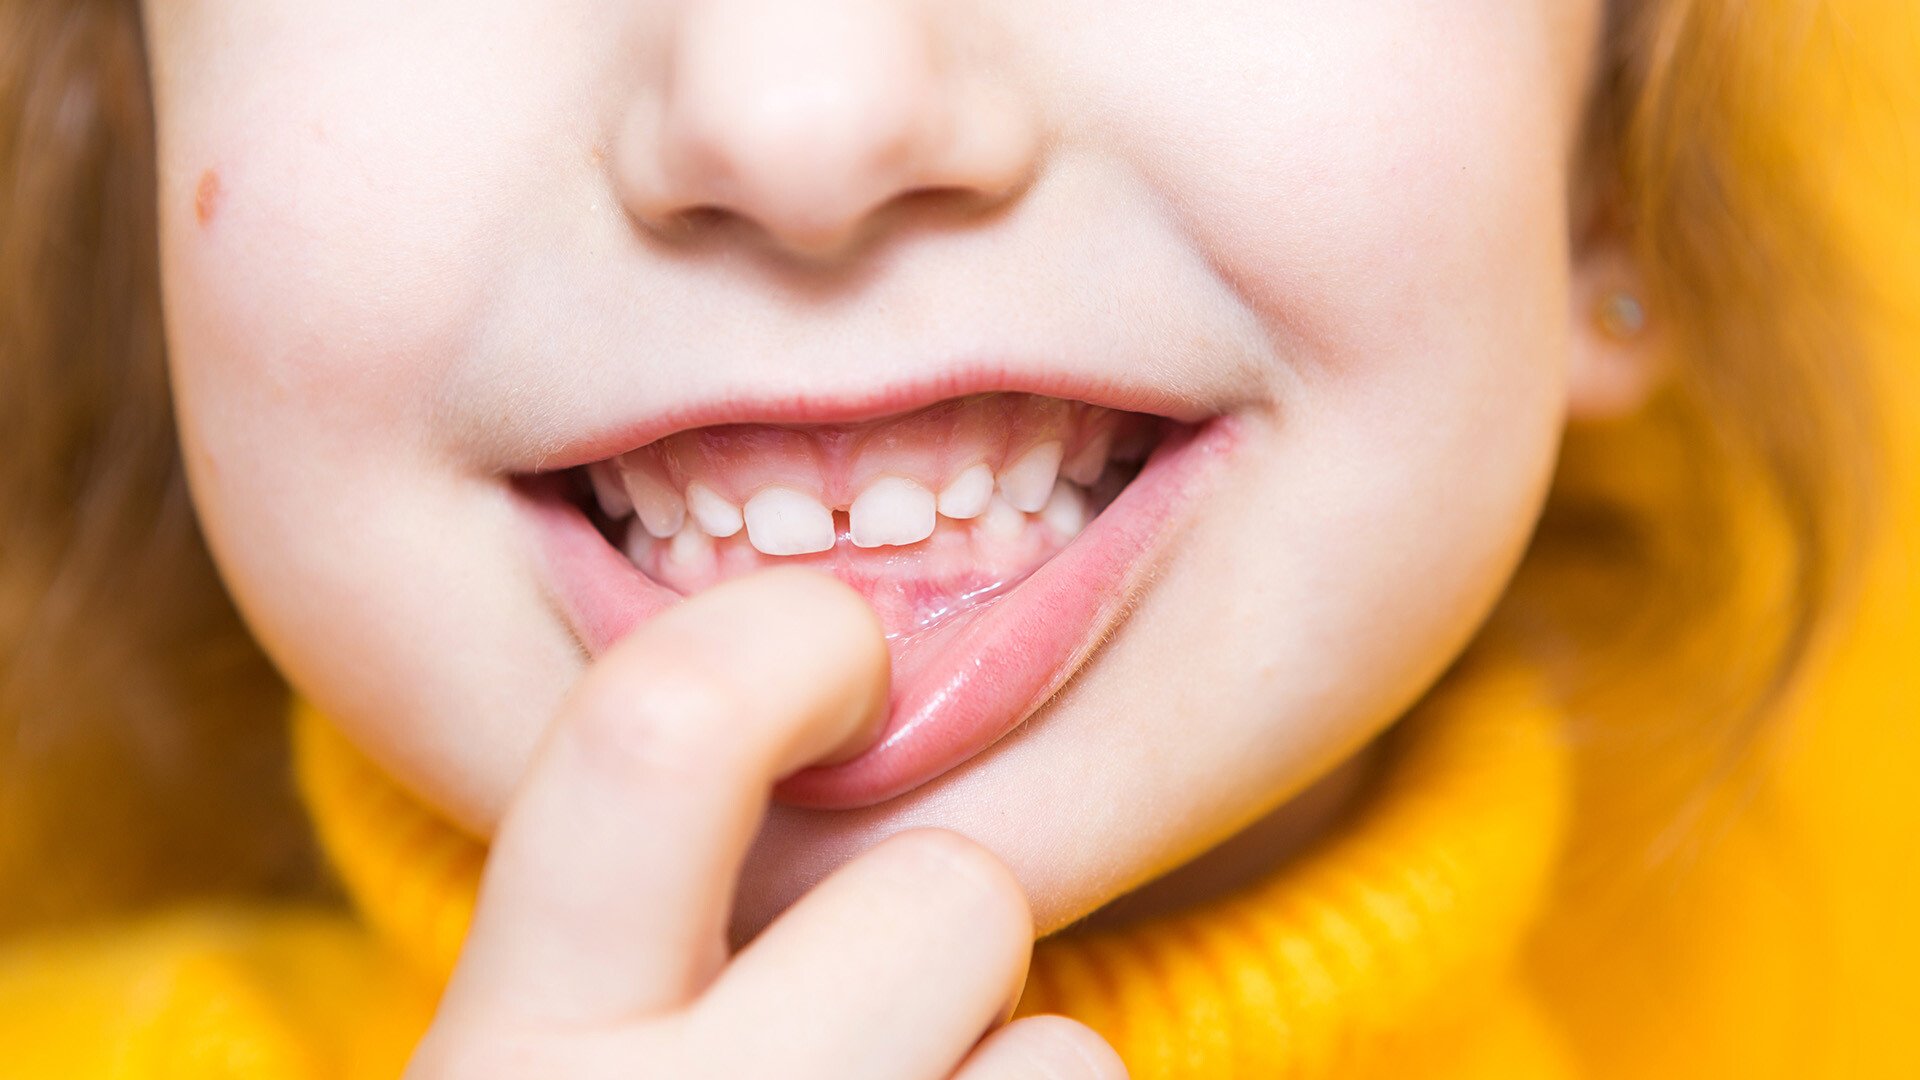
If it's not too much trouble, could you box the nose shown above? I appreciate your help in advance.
[613,0,1040,260]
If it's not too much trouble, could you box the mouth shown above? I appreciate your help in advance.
[514,384,1233,809]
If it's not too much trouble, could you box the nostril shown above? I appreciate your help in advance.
[635,201,867,262]
[609,2,1041,263]
[896,182,1021,222]
[650,204,739,242]
[646,184,1019,262]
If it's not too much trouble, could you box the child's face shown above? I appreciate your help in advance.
[145,2,1618,932]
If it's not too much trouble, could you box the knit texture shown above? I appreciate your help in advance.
[3,7,1917,1074]
[294,653,1571,1079]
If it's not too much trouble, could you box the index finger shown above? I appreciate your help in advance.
[437,567,890,1027]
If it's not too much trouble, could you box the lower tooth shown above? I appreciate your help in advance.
[667,524,713,569]
[977,493,1027,541]
[623,523,657,564]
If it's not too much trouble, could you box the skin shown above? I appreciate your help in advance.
[416,570,1123,1076]
[141,0,1657,1069]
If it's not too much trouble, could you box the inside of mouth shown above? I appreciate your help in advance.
[567,392,1171,641]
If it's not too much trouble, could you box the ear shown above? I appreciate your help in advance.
[1567,234,1666,422]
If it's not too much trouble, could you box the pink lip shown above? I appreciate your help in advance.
[517,407,1236,810]
[516,366,1222,474]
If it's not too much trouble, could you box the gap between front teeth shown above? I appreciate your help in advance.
[595,426,1115,558]
[623,474,1094,562]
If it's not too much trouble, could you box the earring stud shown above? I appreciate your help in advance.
[1596,290,1647,338]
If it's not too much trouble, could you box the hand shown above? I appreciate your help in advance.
[408,568,1125,1079]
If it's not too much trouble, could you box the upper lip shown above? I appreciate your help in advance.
[517,361,1228,475]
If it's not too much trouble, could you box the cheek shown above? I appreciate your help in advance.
[154,109,494,705]
[1099,5,1578,549]
[150,11,561,632]
[149,3,608,476]
[1227,18,1575,677]
[146,18,599,828]
[1044,4,1579,813]
[1107,7,1577,369]
[161,111,499,464]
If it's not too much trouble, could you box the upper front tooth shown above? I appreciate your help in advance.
[998,442,1063,513]
[686,482,744,538]
[589,461,633,519]
[1063,433,1112,486]
[624,468,686,538]
[743,486,836,556]
[936,463,994,520]
[850,476,936,548]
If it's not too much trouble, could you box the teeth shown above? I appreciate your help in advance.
[601,408,1139,562]
[588,462,633,519]
[977,492,1028,541]
[686,482,744,538]
[850,476,936,548]
[997,441,1063,514]
[936,463,995,520]
[1063,433,1112,486]
[743,486,836,556]
[623,467,686,539]
[666,523,713,568]
[1041,480,1088,538]
[623,523,657,564]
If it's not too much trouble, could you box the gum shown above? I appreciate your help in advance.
[615,393,1136,509]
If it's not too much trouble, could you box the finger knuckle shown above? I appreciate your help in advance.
[566,663,750,783]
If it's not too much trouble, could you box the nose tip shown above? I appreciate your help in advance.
[614,0,1038,260]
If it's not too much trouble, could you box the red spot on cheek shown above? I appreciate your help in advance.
[194,168,223,226]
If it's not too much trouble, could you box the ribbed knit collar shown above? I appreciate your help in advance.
[294,652,1568,1079]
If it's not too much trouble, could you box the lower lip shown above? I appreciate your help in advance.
[518,416,1236,809]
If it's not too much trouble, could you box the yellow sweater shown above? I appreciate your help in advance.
[4,14,1918,1079]
[3,577,1917,1078]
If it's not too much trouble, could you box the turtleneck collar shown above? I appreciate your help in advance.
[294,652,1568,1079]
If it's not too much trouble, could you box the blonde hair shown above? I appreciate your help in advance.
[1,0,316,933]
[1503,0,1880,887]
[0,0,1882,933]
